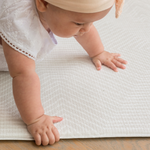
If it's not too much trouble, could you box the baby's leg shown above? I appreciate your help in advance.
[0,36,2,45]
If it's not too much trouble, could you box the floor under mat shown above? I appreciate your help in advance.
[0,0,150,140]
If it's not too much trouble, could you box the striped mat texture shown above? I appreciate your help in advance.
[0,0,150,140]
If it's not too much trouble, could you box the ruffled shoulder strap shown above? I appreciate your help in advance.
[0,0,57,61]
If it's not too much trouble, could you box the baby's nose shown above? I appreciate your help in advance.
[83,23,92,33]
[79,23,92,35]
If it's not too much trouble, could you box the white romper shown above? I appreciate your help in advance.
[0,0,57,71]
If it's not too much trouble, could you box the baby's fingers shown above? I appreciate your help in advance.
[52,126,60,142]
[93,59,101,70]
[27,127,42,146]
[115,57,128,64]
[34,133,42,146]
[112,53,121,57]
[112,59,126,69]
[105,61,118,72]
[47,129,56,145]
[41,133,49,146]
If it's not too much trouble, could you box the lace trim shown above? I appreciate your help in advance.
[0,32,35,60]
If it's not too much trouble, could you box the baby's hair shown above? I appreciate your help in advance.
[48,3,62,13]
[47,2,73,17]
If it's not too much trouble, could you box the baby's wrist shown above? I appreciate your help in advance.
[90,50,105,58]
[27,114,45,126]
[24,108,45,126]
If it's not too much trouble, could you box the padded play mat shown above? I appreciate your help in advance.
[0,0,150,140]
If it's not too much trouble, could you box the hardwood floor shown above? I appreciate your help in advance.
[0,138,150,150]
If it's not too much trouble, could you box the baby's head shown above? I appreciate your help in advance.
[35,0,124,38]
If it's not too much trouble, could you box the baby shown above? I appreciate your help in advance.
[0,0,127,146]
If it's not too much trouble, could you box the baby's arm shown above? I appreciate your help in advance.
[2,40,63,145]
[74,24,127,72]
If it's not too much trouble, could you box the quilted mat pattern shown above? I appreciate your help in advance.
[0,0,150,140]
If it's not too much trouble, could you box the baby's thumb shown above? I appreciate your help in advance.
[93,59,102,70]
[52,116,63,123]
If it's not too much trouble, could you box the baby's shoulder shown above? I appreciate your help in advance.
[0,0,36,15]
[0,0,57,63]
[0,0,39,30]
[0,0,34,6]
[0,0,43,61]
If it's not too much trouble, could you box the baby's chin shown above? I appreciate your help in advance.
[51,30,76,38]
[53,32,74,38]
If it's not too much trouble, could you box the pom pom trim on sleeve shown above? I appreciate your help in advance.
[0,32,36,60]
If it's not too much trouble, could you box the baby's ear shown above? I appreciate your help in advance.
[35,0,49,12]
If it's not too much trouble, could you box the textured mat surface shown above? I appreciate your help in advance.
[0,0,150,140]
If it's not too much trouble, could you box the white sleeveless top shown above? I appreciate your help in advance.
[0,0,57,71]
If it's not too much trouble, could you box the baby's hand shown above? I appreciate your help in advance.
[27,115,63,146]
[92,51,127,72]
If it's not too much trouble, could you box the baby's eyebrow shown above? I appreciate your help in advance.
[75,22,85,25]
[73,20,88,24]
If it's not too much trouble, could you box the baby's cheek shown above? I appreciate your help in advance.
[55,28,78,38]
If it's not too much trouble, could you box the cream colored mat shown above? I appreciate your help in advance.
[0,0,150,140]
